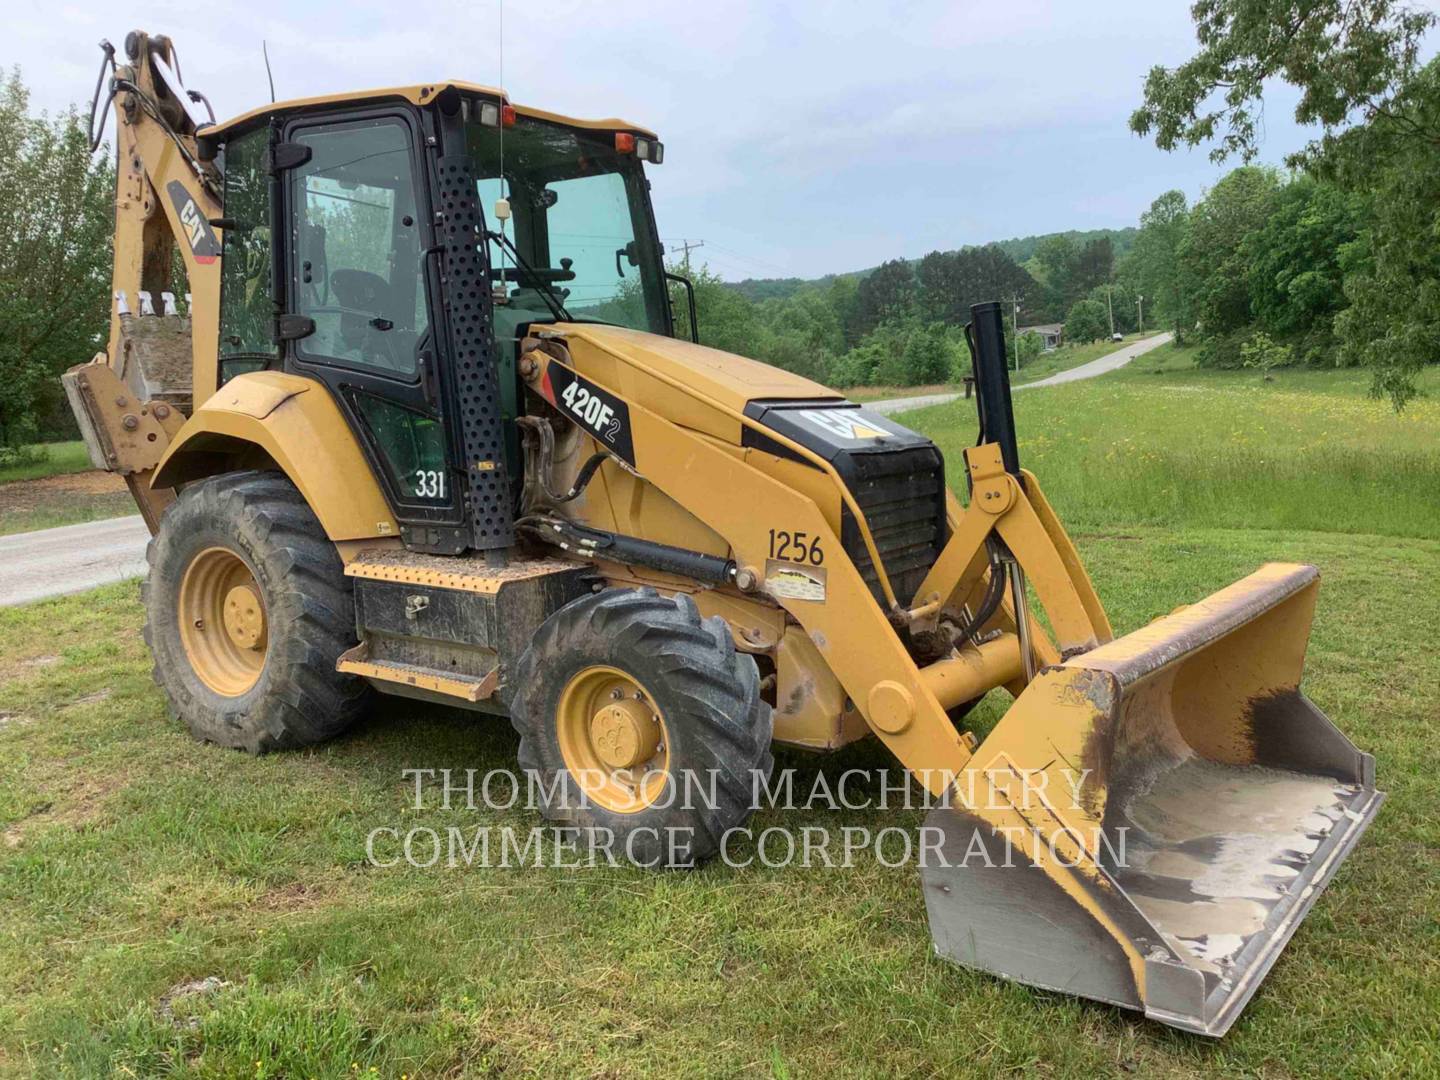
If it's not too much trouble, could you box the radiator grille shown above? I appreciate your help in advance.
[840,446,947,607]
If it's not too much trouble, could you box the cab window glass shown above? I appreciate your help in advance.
[466,118,669,338]
[217,128,276,382]
[352,393,449,504]
[291,118,426,377]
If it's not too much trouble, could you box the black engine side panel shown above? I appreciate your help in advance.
[742,400,948,607]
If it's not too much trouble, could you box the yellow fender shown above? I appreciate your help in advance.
[153,371,397,541]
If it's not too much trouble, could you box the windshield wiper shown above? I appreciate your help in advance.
[483,229,573,322]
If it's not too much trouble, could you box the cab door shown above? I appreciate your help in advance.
[278,107,466,552]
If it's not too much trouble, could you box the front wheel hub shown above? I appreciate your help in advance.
[557,666,669,813]
[222,584,266,650]
[178,547,268,696]
[590,697,660,770]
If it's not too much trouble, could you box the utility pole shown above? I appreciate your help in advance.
[670,239,705,275]
[1106,285,1114,337]
[1136,294,1144,336]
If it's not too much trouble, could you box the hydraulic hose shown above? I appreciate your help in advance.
[947,539,1007,649]
[87,42,118,152]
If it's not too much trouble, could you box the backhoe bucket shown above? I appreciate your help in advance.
[921,563,1382,1036]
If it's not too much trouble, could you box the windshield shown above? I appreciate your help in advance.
[466,113,670,339]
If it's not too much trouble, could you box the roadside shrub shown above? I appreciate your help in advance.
[0,441,47,469]
[1239,331,1294,375]
[1064,298,1109,343]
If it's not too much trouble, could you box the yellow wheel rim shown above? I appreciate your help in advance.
[178,546,268,697]
[556,665,670,813]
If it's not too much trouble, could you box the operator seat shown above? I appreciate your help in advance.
[330,268,412,373]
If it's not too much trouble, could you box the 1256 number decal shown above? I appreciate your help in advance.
[768,528,824,565]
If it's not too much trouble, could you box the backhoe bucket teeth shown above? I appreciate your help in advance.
[921,563,1383,1036]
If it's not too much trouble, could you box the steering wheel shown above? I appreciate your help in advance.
[307,305,406,371]
[331,268,391,310]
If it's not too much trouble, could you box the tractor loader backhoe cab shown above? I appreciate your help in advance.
[65,30,1382,1037]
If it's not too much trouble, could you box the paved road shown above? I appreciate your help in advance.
[0,515,150,607]
[0,332,1175,607]
[867,330,1173,414]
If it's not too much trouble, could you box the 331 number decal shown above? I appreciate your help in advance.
[414,469,446,499]
[769,528,824,565]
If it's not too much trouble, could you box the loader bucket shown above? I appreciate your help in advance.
[921,563,1382,1037]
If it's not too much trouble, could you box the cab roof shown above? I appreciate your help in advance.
[204,80,656,140]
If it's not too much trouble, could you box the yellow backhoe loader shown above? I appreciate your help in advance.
[65,30,1382,1037]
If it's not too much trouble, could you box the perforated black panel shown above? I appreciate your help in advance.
[436,153,514,551]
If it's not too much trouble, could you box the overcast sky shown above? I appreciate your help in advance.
[14,1,1320,280]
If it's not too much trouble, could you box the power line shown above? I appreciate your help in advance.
[667,238,705,275]
[700,239,793,278]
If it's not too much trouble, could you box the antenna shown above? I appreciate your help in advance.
[262,40,276,103]
[495,0,510,290]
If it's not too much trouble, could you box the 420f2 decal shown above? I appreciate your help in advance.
[543,365,636,466]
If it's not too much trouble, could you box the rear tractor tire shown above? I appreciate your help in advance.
[143,470,370,753]
[511,588,773,867]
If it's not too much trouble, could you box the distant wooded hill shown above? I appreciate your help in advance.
[725,227,1138,301]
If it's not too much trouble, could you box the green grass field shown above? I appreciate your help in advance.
[1,355,1437,1077]
[843,382,954,403]
[0,441,92,485]
[908,343,1440,540]
[0,441,137,538]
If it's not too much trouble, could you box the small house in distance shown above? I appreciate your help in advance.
[1019,323,1063,351]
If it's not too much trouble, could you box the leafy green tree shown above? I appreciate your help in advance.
[851,259,914,339]
[1126,190,1193,339]
[675,262,765,358]
[1064,298,1109,343]
[1242,176,1365,351]
[827,275,862,347]
[1033,234,1079,314]
[1088,282,1138,334]
[1130,0,1435,166]
[0,70,114,459]
[1129,0,1439,404]
[1329,60,1440,404]
[915,245,1040,326]
[1179,166,1280,338]
[1073,236,1115,297]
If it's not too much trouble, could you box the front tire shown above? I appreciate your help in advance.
[510,588,773,866]
[142,470,369,753]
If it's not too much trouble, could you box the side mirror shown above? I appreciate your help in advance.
[665,271,698,344]
[614,240,639,278]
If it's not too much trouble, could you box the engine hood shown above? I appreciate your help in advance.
[553,323,841,415]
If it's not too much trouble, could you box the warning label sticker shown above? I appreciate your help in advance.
[764,560,827,602]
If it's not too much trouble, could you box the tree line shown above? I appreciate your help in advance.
[0,71,112,463]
